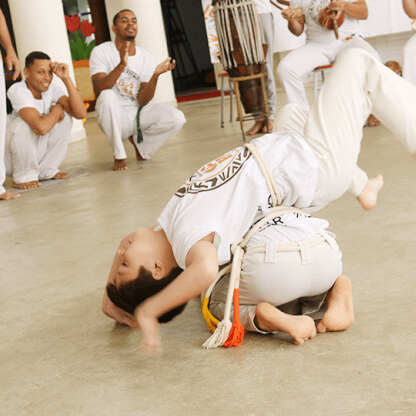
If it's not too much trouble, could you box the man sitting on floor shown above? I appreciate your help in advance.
[5,51,86,190]
[89,9,186,171]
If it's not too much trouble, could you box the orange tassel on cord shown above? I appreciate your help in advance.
[223,289,245,347]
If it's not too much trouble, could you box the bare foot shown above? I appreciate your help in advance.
[53,172,70,180]
[317,275,354,333]
[128,136,145,161]
[255,302,317,345]
[357,174,383,211]
[12,180,42,189]
[113,158,128,171]
[261,119,274,133]
[0,191,21,200]
[366,114,381,127]
[246,120,265,136]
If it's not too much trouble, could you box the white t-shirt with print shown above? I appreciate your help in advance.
[254,0,273,14]
[89,41,156,102]
[7,80,65,122]
[290,0,361,43]
[158,131,319,269]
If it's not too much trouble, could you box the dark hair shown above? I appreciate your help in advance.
[25,51,51,68]
[106,266,186,323]
[113,9,134,25]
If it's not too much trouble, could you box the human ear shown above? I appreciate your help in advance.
[23,67,29,78]
[153,259,166,280]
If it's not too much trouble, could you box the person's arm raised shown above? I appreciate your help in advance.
[91,41,129,97]
[53,62,86,119]
[328,0,368,20]
[0,9,20,80]
[282,7,305,36]
[137,58,176,107]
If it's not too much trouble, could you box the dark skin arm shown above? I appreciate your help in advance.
[137,58,176,106]
[281,7,305,36]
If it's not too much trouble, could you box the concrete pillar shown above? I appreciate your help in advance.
[104,0,177,105]
[8,0,86,142]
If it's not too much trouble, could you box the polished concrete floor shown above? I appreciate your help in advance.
[1,89,416,416]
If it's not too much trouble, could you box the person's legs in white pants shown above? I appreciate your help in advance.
[0,55,19,199]
[0,57,6,195]
[136,103,186,160]
[95,89,136,163]
[37,113,72,180]
[246,13,277,135]
[304,48,416,211]
[403,33,416,87]
[5,115,71,187]
[96,89,186,168]
[260,13,276,120]
[277,42,337,110]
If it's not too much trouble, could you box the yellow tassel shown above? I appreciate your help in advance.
[201,296,219,333]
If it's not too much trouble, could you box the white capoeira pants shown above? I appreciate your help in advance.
[403,33,416,87]
[209,232,342,333]
[95,89,186,160]
[0,51,6,194]
[277,35,380,110]
[276,48,416,210]
[5,114,72,183]
[260,12,277,119]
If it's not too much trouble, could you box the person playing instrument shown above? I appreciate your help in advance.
[0,7,20,200]
[102,48,416,352]
[89,9,186,171]
[276,1,379,112]
[403,0,416,87]
[246,0,278,135]
[5,51,86,189]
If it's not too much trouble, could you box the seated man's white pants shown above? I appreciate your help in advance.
[276,48,416,210]
[403,34,416,87]
[95,89,186,160]
[209,232,342,333]
[277,36,380,110]
[0,55,6,194]
[5,114,72,183]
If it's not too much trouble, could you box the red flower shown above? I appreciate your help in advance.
[65,14,80,33]
[80,20,95,37]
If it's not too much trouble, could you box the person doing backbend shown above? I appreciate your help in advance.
[102,48,416,352]
[90,9,186,171]
[5,51,86,190]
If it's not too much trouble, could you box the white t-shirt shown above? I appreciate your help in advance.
[7,80,65,122]
[254,0,273,14]
[158,132,318,268]
[290,0,361,43]
[89,41,156,101]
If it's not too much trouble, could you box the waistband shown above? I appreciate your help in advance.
[245,230,338,265]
